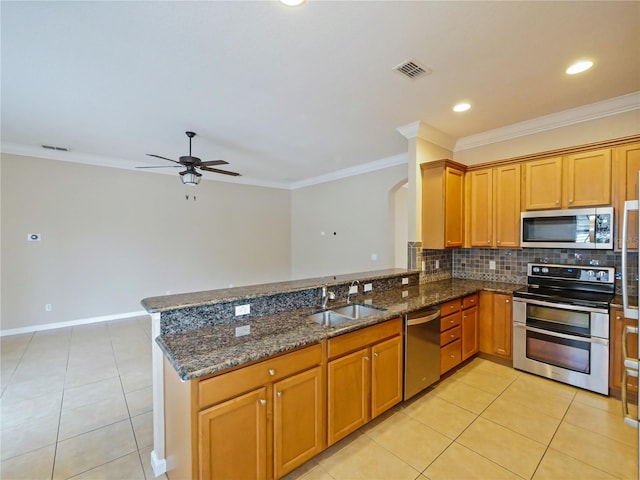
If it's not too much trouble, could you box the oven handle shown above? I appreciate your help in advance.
[512,297,607,314]
[513,323,609,345]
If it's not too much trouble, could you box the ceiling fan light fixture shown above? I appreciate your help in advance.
[181,171,201,186]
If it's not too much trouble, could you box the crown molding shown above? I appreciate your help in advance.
[288,152,408,190]
[454,91,640,152]
[396,121,456,151]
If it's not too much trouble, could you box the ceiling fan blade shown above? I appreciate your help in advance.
[136,165,183,169]
[199,160,229,167]
[146,154,182,165]
[200,166,241,176]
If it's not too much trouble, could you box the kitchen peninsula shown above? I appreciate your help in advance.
[142,269,522,479]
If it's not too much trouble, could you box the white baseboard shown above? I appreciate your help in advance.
[150,450,167,477]
[0,310,149,336]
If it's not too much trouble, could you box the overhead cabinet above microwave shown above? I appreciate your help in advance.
[520,207,614,249]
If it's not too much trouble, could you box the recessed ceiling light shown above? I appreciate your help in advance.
[566,60,593,75]
[453,103,471,113]
[280,0,305,6]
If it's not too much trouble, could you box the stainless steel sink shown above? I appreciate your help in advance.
[308,303,385,327]
[332,304,383,319]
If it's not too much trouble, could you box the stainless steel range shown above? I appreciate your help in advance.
[513,263,615,395]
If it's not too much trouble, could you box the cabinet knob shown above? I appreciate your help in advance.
[487,240,491,244]
[276,391,282,398]
[450,334,455,338]
[617,315,622,320]
[374,352,379,357]
[450,354,455,358]
[506,299,510,304]
[268,369,275,376]
[364,356,370,361]
[447,240,451,244]
[569,199,573,204]
[259,399,267,406]
[555,200,560,205]
[497,240,501,245]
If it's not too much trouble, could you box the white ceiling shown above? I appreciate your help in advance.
[2,1,639,188]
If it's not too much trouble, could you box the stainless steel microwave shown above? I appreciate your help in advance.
[521,207,614,249]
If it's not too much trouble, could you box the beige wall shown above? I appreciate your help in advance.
[454,110,640,165]
[290,164,407,279]
[1,154,291,332]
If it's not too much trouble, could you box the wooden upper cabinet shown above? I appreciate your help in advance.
[422,160,465,249]
[467,164,520,248]
[564,149,611,208]
[523,150,612,210]
[523,157,563,210]
[613,143,640,250]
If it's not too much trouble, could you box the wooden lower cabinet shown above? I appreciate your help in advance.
[440,294,479,374]
[461,304,479,361]
[164,343,325,480]
[610,307,638,395]
[327,317,403,445]
[479,291,513,360]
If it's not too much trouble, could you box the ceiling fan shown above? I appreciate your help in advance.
[137,131,240,185]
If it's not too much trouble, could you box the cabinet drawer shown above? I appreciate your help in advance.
[328,317,402,360]
[441,339,461,374]
[440,325,461,346]
[440,311,462,332]
[198,343,322,408]
[440,299,461,316]
[462,294,479,309]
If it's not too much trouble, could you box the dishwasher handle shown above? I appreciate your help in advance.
[406,309,440,326]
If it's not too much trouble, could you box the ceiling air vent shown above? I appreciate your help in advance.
[393,59,431,80]
[42,144,69,152]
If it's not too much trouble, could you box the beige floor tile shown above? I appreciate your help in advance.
[0,444,55,480]
[423,442,521,480]
[402,394,477,439]
[455,367,515,395]
[573,389,627,414]
[499,379,573,419]
[120,369,152,394]
[125,386,153,417]
[550,421,638,480]
[457,417,546,479]
[317,434,420,480]
[462,357,521,380]
[62,376,123,411]
[65,364,120,388]
[0,413,59,461]
[0,390,63,430]
[481,395,561,445]
[365,411,452,471]
[1,373,66,402]
[131,411,153,449]
[513,372,577,400]
[283,460,336,480]
[564,400,638,448]
[68,451,145,480]
[53,419,138,480]
[533,448,618,480]
[433,377,497,414]
[299,465,336,480]
[59,394,130,440]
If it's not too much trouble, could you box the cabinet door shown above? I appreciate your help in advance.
[615,144,640,249]
[461,306,479,361]
[371,336,403,419]
[564,149,611,207]
[494,164,521,247]
[524,157,562,210]
[492,294,513,359]
[198,387,268,480]
[327,348,370,445]
[273,366,324,479]
[610,308,638,393]
[468,169,493,247]
[445,166,465,247]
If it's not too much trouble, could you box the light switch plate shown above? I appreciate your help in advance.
[364,283,373,292]
[402,277,409,285]
[348,285,358,294]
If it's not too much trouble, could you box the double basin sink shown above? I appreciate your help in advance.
[308,303,385,327]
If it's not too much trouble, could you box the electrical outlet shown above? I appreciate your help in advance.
[364,283,373,292]
[348,285,358,294]
[489,260,496,270]
[435,260,440,269]
[402,277,409,285]
[235,325,250,337]
[235,304,250,316]
[45,304,52,312]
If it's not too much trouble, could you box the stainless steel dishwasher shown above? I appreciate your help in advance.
[404,307,441,400]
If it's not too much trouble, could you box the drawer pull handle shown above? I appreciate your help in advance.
[259,399,267,406]
[268,369,275,376]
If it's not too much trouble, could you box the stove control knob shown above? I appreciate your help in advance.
[597,271,608,281]
[532,267,540,273]
[541,267,549,274]
[587,270,595,278]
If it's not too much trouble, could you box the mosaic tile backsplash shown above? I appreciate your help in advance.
[421,247,639,295]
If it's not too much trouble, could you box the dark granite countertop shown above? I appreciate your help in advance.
[157,278,523,381]
[142,268,416,313]
[611,295,638,311]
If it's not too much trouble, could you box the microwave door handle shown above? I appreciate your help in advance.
[589,214,596,245]
[622,200,639,320]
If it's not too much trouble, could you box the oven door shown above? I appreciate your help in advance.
[513,298,610,394]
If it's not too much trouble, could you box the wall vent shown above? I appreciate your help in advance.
[393,59,431,80]
[42,145,69,152]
